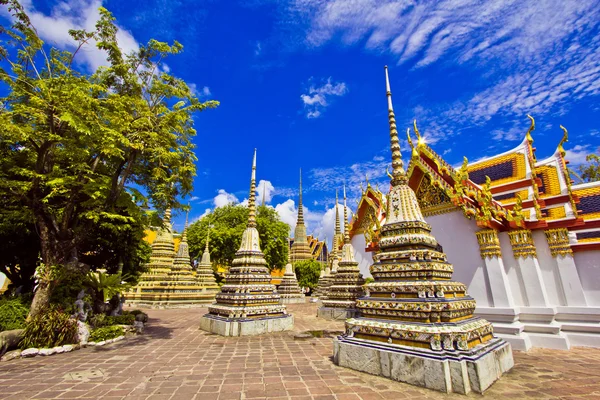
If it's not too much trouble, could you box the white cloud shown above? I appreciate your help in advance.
[257,180,275,204]
[565,145,596,166]
[190,196,200,201]
[213,189,239,208]
[190,208,212,224]
[255,41,262,56]
[189,84,212,98]
[301,77,348,118]
[3,0,140,72]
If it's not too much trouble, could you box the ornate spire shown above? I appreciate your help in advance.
[204,226,210,256]
[343,184,350,245]
[335,189,341,236]
[247,149,257,228]
[298,168,305,225]
[261,181,267,206]
[164,208,172,229]
[384,66,406,185]
[181,208,189,242]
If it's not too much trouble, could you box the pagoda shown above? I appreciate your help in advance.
[199,150,294,336]
[278,242,305,304]
[127,209,215,306]
[333,67,513,394]
[195,228,219,296]
[317,192,342,301]
[319,185,365,319]
[312,268,326,299]
[290,169,312,262]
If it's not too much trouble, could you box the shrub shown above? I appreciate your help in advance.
[89,325,124,342]
[20,306,78,349]
[91,314,135,328]
[364,277,375,284]
[0,299,29,331]
[123,309,144,316]
[294,259,323,289]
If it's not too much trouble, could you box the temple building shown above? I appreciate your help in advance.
[348,104,600,350]
[333,66,513,394]
[319,186,365,319]
[127,209,216,307]
[289,169,313,262]
[199,150,294,336]
[289,235,329,264]
[277,243,305,304]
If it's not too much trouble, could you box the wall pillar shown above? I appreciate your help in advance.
[508,229,550,307]
[544,228,587,307]
[475,229,515,308]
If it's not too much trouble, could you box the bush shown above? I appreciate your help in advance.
[20,306,78,349]
[364,277,375,284]
[0,299,29,331]
[123,309,144,316]
[89,325,124,342]
[294,259,323,289]
[90,314,135,328]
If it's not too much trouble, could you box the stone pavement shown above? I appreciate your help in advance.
[1,301,600,399]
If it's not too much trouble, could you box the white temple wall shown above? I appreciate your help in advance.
[574,250,600,306]
[351,234,373,279]
[426,211,492,307]
[0,272,6,289]
[498,232,527,307]
[532,230,565,306]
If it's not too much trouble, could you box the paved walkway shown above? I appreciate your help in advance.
[1,302,600,399]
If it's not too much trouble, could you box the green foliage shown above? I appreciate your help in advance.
[123,309,144,316]
[49,269,89,314]
[20,306,78,348]
[90,313,134,328]
[364,277,375,284]
[0,1,218,316]
[572,153,600,183]
[294,259,322,289]
[85,271,131,303]
[0,299,29,331]
[187,204,290,271]
[89,325,124,342]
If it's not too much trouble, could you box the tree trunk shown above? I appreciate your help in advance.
[28,280,52,319]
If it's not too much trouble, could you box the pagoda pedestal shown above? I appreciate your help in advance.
[200,313,293,336]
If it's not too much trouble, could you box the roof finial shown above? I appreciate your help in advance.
[365,173,370,187]
[247,148,257,228]
[558,125,568,157]
[407,128,418,158]
[413,119,423,144]
[297,168,305,225]
[384,66,406,185]
[526,114,535,143]
[343,183,350,244]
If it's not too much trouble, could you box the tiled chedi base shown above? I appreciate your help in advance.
[333,336,513,394]
[199,314,294,337]
[317,306,358,320]
[280,295,306,304]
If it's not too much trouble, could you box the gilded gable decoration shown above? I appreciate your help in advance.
[544,228,573,258]
[508,229,537,259]
[475,229,502,259]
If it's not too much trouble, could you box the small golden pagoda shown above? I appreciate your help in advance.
[319,185,365,319]
[333,66,513,394]
[199,150,294,336]
[318,195,342,301]
[195,228,219,295]
[290,169,313,262]
[278,242,305,304]
[312,267,327,299]
[127,209,216,307]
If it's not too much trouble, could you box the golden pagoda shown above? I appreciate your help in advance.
[278,241,305,304]
[290,169,312,262]
[199,150,294,336]
[317,192,342,301]
[196,228,219,292]
[332,66,513,394]
[319,185,365,319]
[127,209,216,306]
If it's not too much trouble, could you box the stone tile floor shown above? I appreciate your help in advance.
[1,301,600,399]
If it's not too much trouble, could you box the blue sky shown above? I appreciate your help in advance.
[3,0,600,244]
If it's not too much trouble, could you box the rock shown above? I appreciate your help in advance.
[0,349,22,362]
[96,341,106,346]
[21,348,39,357]
[54,346,66,354]
[0,329,24,357]
[39,348,57,356]
[105,339,114,344]
[133,321,144,334]
[77,321,90,345]
[115,336,125,341]
[135,312,148,323]
[62,344,74,352]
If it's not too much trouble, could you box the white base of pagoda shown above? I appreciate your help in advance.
[476,306,600,351]
[280,295,306,304]
[199,314,294,337]
[317,306,358,320]
[333,336,513,394]
[125,299,215,309]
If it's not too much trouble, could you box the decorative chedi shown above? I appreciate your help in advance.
[317,192,342,301]
[290,169,312,262]
[195,228,219,296]
[199,150,294,336]
[312,268,326,299]
[333,67,513,394]
[319,185,365,319]
[127,209,216,306]
[278,241,305,304]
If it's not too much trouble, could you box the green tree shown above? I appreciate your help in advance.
[293,259,322,289]
[0,1,218,316]
[187,204,289,271]
[574,153,600,183]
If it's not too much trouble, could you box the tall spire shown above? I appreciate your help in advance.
[343,184,350,244]
[384,66,406,185]
[204,226,210,254]
[298,168,305,225]
[181,207,189,242]
[261,181,267,206]
[247,149,257,228]
[335,190,341,236]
